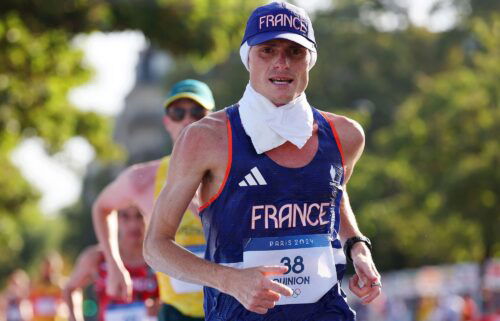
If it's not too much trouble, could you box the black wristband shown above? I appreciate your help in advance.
[343,236,372,263]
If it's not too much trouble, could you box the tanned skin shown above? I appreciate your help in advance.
[145,40,381,314]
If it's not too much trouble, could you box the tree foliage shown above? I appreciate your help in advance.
[165,1,500,272]
[0,14,117,156]
[0,12,118,283]
[0,0,262,283]
[1,0,263,67]
[356,16,500,269]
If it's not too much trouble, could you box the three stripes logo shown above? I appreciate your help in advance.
[238,167,267,187]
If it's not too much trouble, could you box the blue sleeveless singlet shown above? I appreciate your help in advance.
[199,105,355,321]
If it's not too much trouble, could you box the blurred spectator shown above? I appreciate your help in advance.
[347,261,500,320]
[385,296,412,321]
[0,269,32,321]
[29,252,68,321]
[479,289,500,321]
[416,296,438,321]
[461,293,479,321]
[428,293,463,321]
[63,206,159,321]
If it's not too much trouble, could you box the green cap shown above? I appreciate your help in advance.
[164,79,215,110]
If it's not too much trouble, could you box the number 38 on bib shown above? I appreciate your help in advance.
[243,234,337,305]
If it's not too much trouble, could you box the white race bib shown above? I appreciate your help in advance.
[243,234,337,305]
[104,302,147,321]
[169,245,205,294]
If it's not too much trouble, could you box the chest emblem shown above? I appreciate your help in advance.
[238,166,267,187]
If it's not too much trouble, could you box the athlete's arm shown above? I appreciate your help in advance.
[63,246,100,321]
[0,295,31,321]
[144,113,292,314]
[92,170,136,301]
[0,293,6,321]
[0,281,32,321]
[329,114,381,304]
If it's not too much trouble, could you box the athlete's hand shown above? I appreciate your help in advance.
[106,263,133,302]
[224,266,293,314]
[348,243,381,304]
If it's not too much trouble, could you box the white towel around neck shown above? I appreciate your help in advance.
[238,83,313,154]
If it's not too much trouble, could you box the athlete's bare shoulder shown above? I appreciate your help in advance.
[188,110,228,140]
[123,159,163,193]
[176,110,228,159]
[321,111,365,169]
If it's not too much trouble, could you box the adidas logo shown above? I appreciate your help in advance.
[238,167,267,187]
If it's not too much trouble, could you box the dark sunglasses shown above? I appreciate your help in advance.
[166,105,207,122]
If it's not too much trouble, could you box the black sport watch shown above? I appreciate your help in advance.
[343,236,372,263]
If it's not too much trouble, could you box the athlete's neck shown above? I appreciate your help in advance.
[265,123,319,168]
[119,242,144,266]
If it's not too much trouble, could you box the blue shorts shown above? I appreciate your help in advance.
[204,284,356,321]
[158,304,204,321]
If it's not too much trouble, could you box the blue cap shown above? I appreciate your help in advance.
[241,1,316,52]
[164,79,215,110]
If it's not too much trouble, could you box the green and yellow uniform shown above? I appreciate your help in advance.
[154,156,205,320]
[29,282,65,321]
